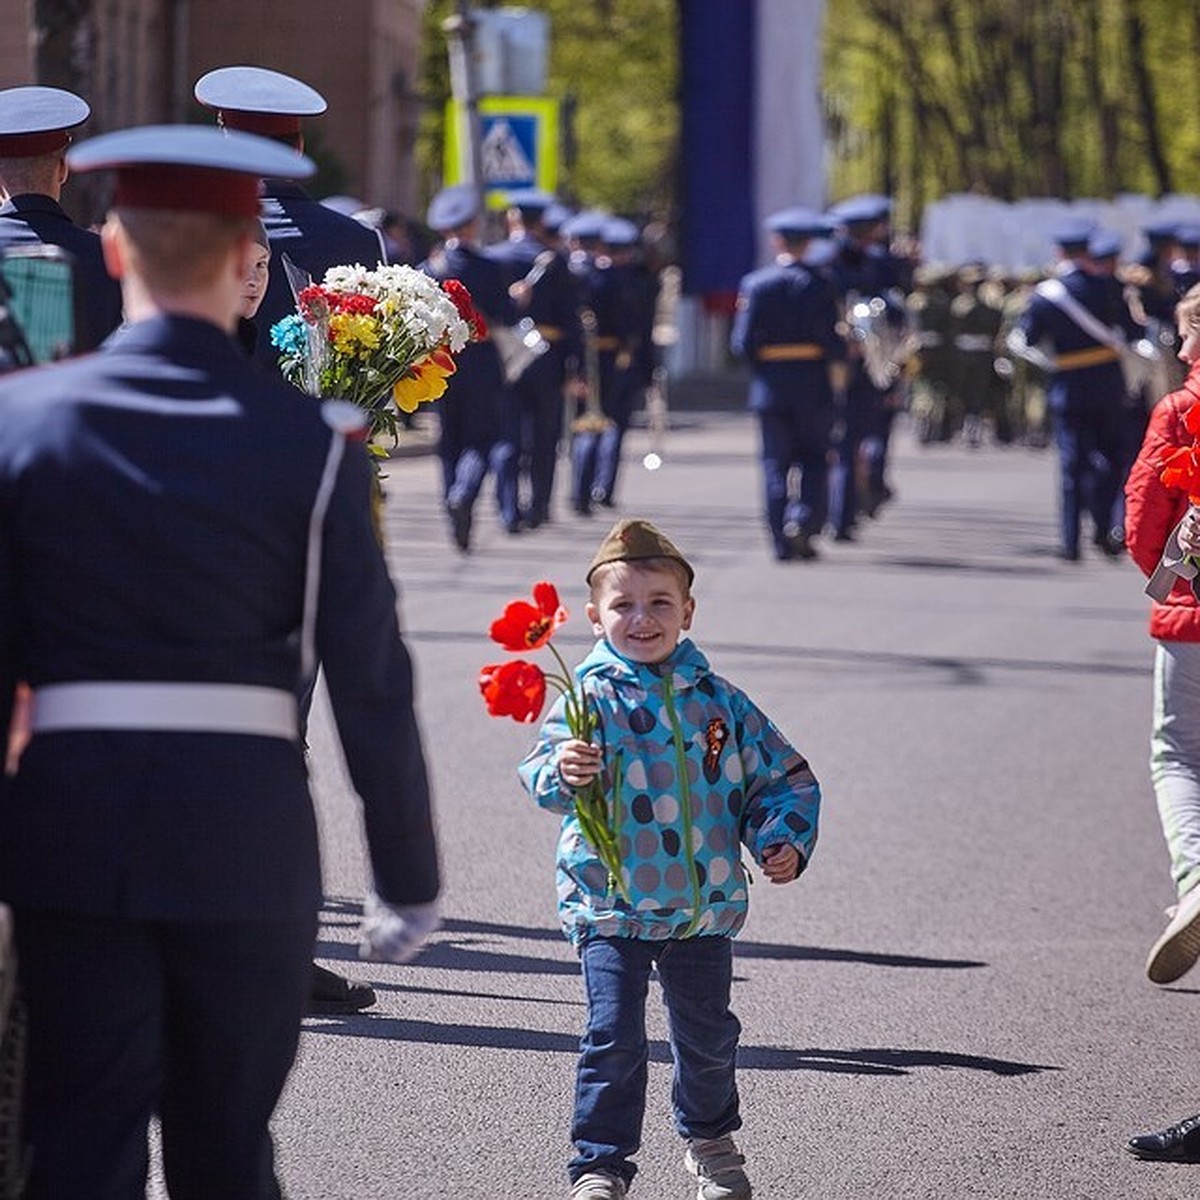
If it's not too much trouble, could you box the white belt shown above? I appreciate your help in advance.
[954,334,994,352]
[30,682,299,739]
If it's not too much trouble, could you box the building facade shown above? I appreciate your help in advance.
[1,0,425,224]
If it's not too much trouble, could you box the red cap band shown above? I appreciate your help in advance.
[219,110,302,137]
[113,165,262,217]
[0,129,70,158]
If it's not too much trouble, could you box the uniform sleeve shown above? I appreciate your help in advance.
[0,485,15,780]
[729,278,755,360]
[517,692,576,815]
[314,440,440,907]
[1125,393,1189,578]
[733,690,821,871]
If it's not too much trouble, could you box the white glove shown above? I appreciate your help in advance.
[358,892,440,964]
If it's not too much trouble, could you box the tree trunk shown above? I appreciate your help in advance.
[1124,0,1172,196]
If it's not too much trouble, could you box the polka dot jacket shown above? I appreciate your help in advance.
[519,637,821,943]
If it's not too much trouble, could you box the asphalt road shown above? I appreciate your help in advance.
[234,408,1198,1200]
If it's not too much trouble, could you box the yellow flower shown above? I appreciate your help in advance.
[329,313,381,360]
[392,351,456,413]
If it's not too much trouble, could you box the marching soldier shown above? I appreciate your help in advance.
[420,183,515,550]
[1012,222,1144,560]
[906,263,958,443]
[730,206,845,561]
[949,263,1008,446]
[567,215,653,516]
[0,86,122,353]
[0,124,439,1199]
[825,194,907,537]
[486,188,583,530]
[591,216,657,510]
[194,66,387,377]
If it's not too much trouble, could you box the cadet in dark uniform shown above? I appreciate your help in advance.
[420,183,514,549]
[564,208,613,515]
[194,66,387,376]
[730,207,845,561]
[197,66,397,1012]
[486,188,583,529]
[1013,222,1144,560]
[0,86,123,352]
[0,125,440,1199]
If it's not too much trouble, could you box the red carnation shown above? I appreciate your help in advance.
[443,278,488,341]
[333,293,378,316]
[297,285,332,323]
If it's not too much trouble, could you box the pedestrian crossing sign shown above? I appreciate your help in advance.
[444,96,559,209]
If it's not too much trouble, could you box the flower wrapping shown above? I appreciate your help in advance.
[270,262,487,459]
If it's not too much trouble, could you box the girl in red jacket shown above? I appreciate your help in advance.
[1125,283,1200,991]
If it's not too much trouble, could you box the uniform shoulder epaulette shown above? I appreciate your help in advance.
[321,398,369,440]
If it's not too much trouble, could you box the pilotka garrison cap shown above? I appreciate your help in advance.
[586,518,694,586]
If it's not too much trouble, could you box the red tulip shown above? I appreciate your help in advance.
[1161,445,1200,503]
[479,660,547,723]
[488,581,568,652]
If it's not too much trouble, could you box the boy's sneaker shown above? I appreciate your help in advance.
[684,1135,752,1200]
[1147,884,1200,984]
[570,1170,627,1199]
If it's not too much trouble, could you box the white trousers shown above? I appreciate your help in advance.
[1151,640,1200,898]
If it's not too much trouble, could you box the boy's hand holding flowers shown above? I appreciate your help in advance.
[559,738,602,790]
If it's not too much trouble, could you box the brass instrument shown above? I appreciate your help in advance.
[570,307,612,435]
[845,291,916,390]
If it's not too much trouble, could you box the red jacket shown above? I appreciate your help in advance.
[1125,360,1200,641]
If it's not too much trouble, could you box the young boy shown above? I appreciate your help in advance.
[519,517,822,1199]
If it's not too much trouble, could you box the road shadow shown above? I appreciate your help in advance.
[315,907,985,975]
[301,1016,1055,1078]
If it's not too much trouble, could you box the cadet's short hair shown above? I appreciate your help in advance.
[1177,283,1200,331]
[113,209,257,294]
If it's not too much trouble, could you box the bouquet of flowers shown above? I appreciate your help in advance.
[270,262,487,462]
[479,581,630,902]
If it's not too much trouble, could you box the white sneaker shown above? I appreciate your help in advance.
[1147,884,1200,984]
[570,1170,627,1199]
[684,1135,752,1200]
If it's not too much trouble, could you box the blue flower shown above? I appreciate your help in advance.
[270,314,308,356]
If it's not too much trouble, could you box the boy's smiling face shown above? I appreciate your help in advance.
[585,561,694,664]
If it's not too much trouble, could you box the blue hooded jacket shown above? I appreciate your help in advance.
[519,636,821,943]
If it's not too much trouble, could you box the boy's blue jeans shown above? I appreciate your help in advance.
[569,932,742,1185]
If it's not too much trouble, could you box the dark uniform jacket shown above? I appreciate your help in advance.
[0,193,123,352]
[254,180,387,373]
[1018,265,1141,413]
[729,258,844,412]
[486,232,583,372]
[0,315,439,921]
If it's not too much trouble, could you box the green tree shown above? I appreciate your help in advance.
[823,0,1200,231]
[417,0,677,222]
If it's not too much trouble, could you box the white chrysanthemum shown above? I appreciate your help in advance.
[322,263,372,292]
